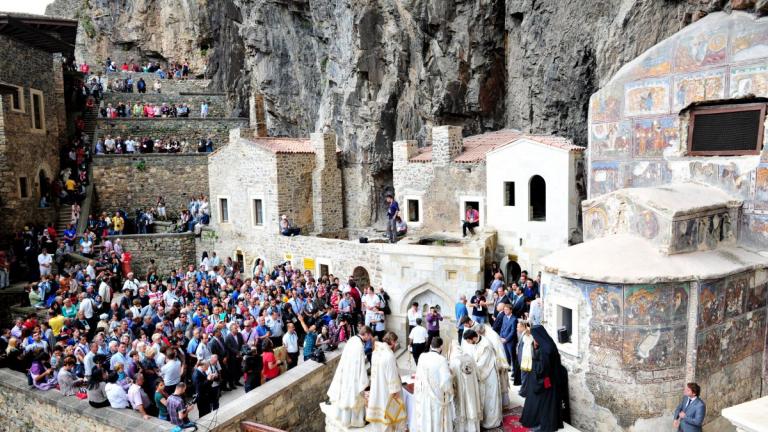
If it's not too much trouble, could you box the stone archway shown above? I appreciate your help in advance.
[506,260,522,285]
[352,266,371,290]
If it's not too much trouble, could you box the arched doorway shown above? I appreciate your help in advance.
[352,266,371,290]
[529,175,546,221]
[506,260,522,286]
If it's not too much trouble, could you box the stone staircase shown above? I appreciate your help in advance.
[56,203,73,237]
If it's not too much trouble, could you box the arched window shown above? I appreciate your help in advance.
[529,175,546,221]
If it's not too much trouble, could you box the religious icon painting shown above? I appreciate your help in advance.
[589,323,623,352]
[589,87,623,124]
[746,282,767,311]
[730,64,768,98]
[632,117,678,158]
[587,283,623,324]
[731,17,768,63]
[696,325,725,376]
[673,23,728,72]
[672,69,726,111]
[725,274,750,319]
[584,205,609,240]
[589,121,631,160]
[671,283,690,324]
[624,285,671,326]
[698,279,726,329]
[624,78,671,117]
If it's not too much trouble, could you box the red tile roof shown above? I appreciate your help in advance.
[409,129,583,163]
[245,137,341,154]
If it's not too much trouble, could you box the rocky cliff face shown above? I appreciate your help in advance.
[47,0,761,227]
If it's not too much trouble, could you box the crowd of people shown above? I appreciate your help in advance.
[80,58,192,80]
[98,101,209,119]
[0,235,403,427]
[94,135,215,154]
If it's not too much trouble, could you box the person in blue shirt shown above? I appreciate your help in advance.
[385,194,400,243]
[455,295,469,342]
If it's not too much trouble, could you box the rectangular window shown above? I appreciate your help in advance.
[557,305,573,344]
[253,199,264,226]
[19,177,28,198]
[219,198,229,222]
[9,85,24,112]
[407,199,420,223]
[688,103,765,156]
[319,264,330,277]
[30,89,44,131]
[504,182,515,206]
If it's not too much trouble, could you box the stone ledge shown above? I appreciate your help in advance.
[104,232,196,240]
[0,368,168,431]
[93,153,210,159]
[96,117,246,122]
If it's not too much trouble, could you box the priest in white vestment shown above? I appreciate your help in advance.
[449,343,482,432]
[479,323,511,409]
[413,336,454,432]
[327,326,373,427]
[462,329,503,429]
[366,332,406,431]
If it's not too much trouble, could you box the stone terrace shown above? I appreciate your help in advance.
[100,92,229,117]
[95,117,247,144]
[103,71,213,93]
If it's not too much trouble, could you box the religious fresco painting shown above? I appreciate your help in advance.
[628,161,671,188]
[730,64,768,98]
[624,285,672,326]
[590,323,623,352]
[673,218,699,252]
[717,163,752,199]
[673,23,728,72]
[696,325,725,377]
[632,209,660,240]
[584,205,609,239]
[755,166,768,209]
[731,18,768,63]
[591,161,623,196]
[590,122,631,160]
[746,282,767,311]
[632,117,679,158]
[672,69,726,111]
[672,283,690,323]
[726,310,767,364]
[699,279,726,329]
[586,282,623,324]
[589,86,623,123]
[689,161,720,186]
[622,326,685,370]
[624,78,671,117]
[725,274,750,318]
[629,45,673,79]
[741,214,768,249]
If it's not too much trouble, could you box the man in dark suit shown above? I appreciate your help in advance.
[499,303,521,385]
[191,360,213,418]
[223,322,244,388]
[673,382,705,432]
[207,327,229,389]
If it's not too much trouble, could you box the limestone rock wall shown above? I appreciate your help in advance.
[91,153,209,217]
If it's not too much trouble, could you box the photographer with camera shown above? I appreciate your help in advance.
[167,381,196,428]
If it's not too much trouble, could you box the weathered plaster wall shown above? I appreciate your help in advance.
[0,35,63,240]
[91,153,209,217]
[587,12,768,250]
[541,268,767,432]
[106,233,197,278]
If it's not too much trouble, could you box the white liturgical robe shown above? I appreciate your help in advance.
[366,341,406,431]
[481,324,511,408]
[450,344,483,432]
[327,335,369,427]
[413,350,454,432]
[463,336,503,429]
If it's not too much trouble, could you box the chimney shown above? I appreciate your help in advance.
[393,140,418,169]
[431,125,463,166]
[249,93,267,137]
[311,132,343,234]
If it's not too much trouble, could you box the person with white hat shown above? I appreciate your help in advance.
[280,214,301,236]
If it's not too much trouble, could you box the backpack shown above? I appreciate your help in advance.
[310,348,326,363]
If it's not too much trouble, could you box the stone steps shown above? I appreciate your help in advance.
[56,204,73,236]
[95,117,248,145]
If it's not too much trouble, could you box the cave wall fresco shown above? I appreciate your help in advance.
[588,12,768,250]
[541,269,767,431]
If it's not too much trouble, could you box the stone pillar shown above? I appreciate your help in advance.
[393,140,418,169]
[431,125,463,166]
[311,132,343,234]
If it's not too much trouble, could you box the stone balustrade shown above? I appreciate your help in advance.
[721,396,768,432]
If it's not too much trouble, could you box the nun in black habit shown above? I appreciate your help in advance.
[520,325,570,431]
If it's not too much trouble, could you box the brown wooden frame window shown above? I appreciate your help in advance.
[687,103,765,156]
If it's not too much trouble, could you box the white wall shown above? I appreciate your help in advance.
[486,140,577,271]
